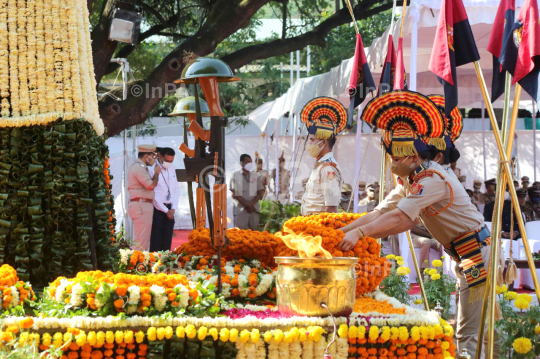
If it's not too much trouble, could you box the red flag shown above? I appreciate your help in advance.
[394,37,408,90]
[378,35,397,95]
[348,33,376,109]
[428,0,480,116]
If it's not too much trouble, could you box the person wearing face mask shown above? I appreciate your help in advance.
[254,157,270,198]
[299,97,347,216]
[526,187,540,220]
[148,147,180,252]
[357,181,367,201]
[522,176,530,189]
[483,194,521,240]
[339,183,354,212]
[270,153,291,202]
[359,183,379,212]
[230,154,265,230]
[517,188,536,222]
[337,91,498,357]
[127,144,161,251]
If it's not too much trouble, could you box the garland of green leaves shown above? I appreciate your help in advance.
[0,119,117,288]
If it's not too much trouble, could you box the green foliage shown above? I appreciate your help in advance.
[495,292,540,358]
[421,259,456,320]
[379,257,411,305]
[258,199,301,233]
[0,339,63,359]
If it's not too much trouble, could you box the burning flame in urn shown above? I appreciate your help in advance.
[276,226,333,259]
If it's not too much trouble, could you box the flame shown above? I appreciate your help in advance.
[275,226,332,259]
[226,217,232,224]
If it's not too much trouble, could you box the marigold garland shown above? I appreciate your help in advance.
[353,296,406,315]
[278,213,391,297]
[0,264,36,311]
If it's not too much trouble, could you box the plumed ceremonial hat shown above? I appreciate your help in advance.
[301,97,347,140]
[362,90,445,157]
[428,95,464,150]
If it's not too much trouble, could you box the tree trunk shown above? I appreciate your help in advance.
[282,0,287,39]
[91,0,120,85]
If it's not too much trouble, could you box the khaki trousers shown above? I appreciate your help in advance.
[128,201,154,251]
[455,244,499,359]
[411,234,443,270]
[234,212,260,231]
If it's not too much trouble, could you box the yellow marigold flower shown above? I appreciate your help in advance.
[504,291,518,300]
[495,284,507,294]
[115,330,124,344]
[42,333,52,347]
[348,326,358,339]
[273,329,283,343]
[239,329,250,344]
[411,327,420,341]
[429,268,438,276]
[97,331,106,346]
[390,327,399,341]
[197,327,208,341]
[369,326,379,341]
[263,330,273,343]
[517,293,533,303]
[63,332,71,344]
[124,330,134,343]
[386,254,395,260]
[229,328,238,342]
[135,331,145,344]
[514,298,530,310]
[395,256,403,261]
[338,324,348,338]
[298,328,308,342]
[513,337,532,354]
[147,327,157,341]
[186,325,196,339]
[357,326,366,339]
[176,326,185,339]
[75,333,86,347]
[381,326,391,341]
[534,326,540,335]
[250,329,260,343]
[209,328,218,341]
[398,326,409,341]
[283,331,294,343]
[432,259,443,267]
[431,274,441,280]
[397,266,410,275]
[165,326,174,340]
[397,260,405,266]
[105,331,114,344]
[414,299,423,305]
[220,328,230,342]
[441,341,450,350]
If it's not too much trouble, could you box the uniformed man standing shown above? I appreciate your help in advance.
[517,188,536,222]
[300,97,346,216]
[522,176,530,189]
[480,178,496,205]
[255,157,270,198]
[526,187,540,220]
[472,180,484,207]
[339,183,353,212]
[128,144,161,251]
[230,154,265,230]
[358,181,367,201]
[270,154,291,202]
[337,91,498,357]
[359,183,379,212]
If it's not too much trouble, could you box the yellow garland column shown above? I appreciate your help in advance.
[51,0,64,114]
[8,0,19,117]
[35,0,47,114]
[0,0,9,117]
[60,0,73,114]
[17,0,29,117]
[80,0,101,124]
[43,0,55,113]
[66,0,82,114]
[26,0,38,114]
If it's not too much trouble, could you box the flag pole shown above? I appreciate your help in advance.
[344,0,359,34]
[399,0,408,39]
[473,63,540,356]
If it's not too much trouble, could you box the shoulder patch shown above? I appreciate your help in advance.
[413,169,434,182]
[410,183,424,195]
[327,171,335,181]
[140,163,145,168]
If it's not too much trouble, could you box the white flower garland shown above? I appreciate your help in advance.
[174,284,189,309]
[70,283,83,307]
[54,278,69,303]
[127,285,140,306]
[9,286,19,308]
[150,285,167,312]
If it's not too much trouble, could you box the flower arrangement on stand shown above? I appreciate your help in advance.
[379,255,412,305]
[278,213,391,296]
[495,285,540,358]
[0,264,36,316]
[421,258,456,320]
[174,228,285,267]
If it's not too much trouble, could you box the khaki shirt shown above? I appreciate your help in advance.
[375,161,484,246]
[520,205,536,222]
[480,192,496,204]
[358,191,367,201]
[472,190,483,205]
[301,152,342,215]
[230,170,264,215]
[359,197,378,212]
[271,168,291,200]
[127,158,155,200]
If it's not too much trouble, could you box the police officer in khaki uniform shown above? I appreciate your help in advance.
[526,187,540,220]
[337,91,498,357]
[516,188,535,222]
[128,144,161,250]
[522,176,530,189]
[339,183,353,212]
[359,183,379,212]
[472,180,483,205]
[358,181,367,201]
[230,154,265,230]
[300,97,346,216]
[480,178,496,205]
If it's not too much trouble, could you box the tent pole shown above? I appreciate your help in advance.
[534,100,537,182]
[353,109,363,213]
[482,101,487,181]
[473,63,540,358]
[289,113,298,201]
[275,118,280,200]
[290,53,293,87]
[409,10,418,91]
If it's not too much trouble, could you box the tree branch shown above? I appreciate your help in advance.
[133,0,167,24]
[91,0,120,84]
[99,0,271,136]
[221,1,398,70]
[156,32,190,38]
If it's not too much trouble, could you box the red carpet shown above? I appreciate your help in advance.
[408,283,533,295]
[169,230,191,251]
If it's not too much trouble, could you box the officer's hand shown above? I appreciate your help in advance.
[338,230,361,252]
[154,165,162,175]
[167,209,175,220]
